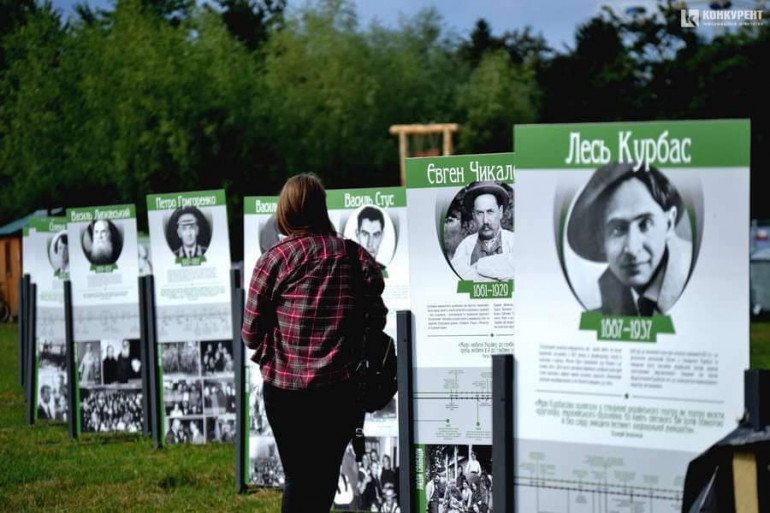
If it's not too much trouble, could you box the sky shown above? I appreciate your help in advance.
[49,0,623,49]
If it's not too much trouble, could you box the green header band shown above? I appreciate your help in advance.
[175,256,207,266]
[244,196,279,215]
[579,312,675,342]
[326,187,407,209]
[68,205,136,223]
[514,119,750,169]
[147,190,226,211]
[457,280,514,299]
[406,153,515,189]
[28,217,67,233]
[90,263,118,273]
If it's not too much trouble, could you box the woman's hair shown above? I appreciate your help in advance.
[276,173,336,236]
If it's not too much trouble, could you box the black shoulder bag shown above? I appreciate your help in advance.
[344,239,398,413]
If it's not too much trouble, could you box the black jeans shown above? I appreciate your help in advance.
[264,380,361,513]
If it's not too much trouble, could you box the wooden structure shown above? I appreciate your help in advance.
[389,123,459,186]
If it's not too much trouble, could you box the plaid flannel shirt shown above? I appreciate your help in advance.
[242,234,387,390]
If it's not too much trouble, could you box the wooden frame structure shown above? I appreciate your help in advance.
[389,123,459,185]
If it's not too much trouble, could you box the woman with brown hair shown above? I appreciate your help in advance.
[242,173,387,513]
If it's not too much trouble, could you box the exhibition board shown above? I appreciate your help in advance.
[67,204,143,434]
[405,153,515,512]
[512,120,750,512]
[24,217,69,423]
[242,191,407,511]
[147,190,235,445]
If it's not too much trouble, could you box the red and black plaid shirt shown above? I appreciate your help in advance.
[242,234,387,390]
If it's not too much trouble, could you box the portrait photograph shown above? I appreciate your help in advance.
[249,436,285,487]
[442,181,514,282]
[164,417,206,445]
[558,162,702,317]
[37,369,68,422]
[200,340,234,376]
[47,230,69,275]
[163,206,213,259]
[80,387,143,433]
[80,219,124,266]
[76,341,102,385]
[161,341,201,377]
[101,339,141,385]
[206,415,236,443]
[342,205,397,267]
[258,214,286,253]
[203,379,236,416]
[164,378,204,417]
[138,238,153,276]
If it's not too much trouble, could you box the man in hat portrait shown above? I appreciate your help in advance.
[567,163,693,317]
[171,206,208,258]
[450,181,514,282]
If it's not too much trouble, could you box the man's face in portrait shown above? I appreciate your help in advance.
[356,218,383,257]
[121,340,130,357]
[106,345,114,359]
[602,177,677,290]
[177,213,199,248]
[41,386,51,404]
[473,194,503,241]
[91,220,112,261]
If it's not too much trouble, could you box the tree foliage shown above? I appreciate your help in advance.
[0,0,767,251]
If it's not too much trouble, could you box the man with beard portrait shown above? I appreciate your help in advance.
[85,219,122,265]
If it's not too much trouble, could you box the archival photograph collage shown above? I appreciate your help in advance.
[161,339,236,445]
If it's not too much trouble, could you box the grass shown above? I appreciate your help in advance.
[0,324,282,512]
[2,323,770,511]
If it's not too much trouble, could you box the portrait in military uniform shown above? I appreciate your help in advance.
[164,206,212,258]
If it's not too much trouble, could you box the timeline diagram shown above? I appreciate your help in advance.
[413,366,493,443]
[157,303,232,342]
[514,439,687,513]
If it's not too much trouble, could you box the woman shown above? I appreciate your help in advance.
[242,173,387,513]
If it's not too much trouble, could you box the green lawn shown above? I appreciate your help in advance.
[2,323,770,511]
[0,324,281,512]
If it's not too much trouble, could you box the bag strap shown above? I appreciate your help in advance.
[344,239,368,361]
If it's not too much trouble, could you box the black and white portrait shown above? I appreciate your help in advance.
[423,445,493,513]
[80,388,143,433]
[206,415,236,443]
[81,219,123,266]
[200,340,233,376]
[443,181,514,282]
[161,341,201,377]
[164,206,212,259]
[165,417,205,445]
[203,379,236,416]
[343,205,397,267]
[77,341,102,385]
[561,163,699,317]
[48,230,69,275]
[164,379,204,417]
[37,370,67,421]
[259,214,286,253]
[138,238,153,276]
[101,339,141,385]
